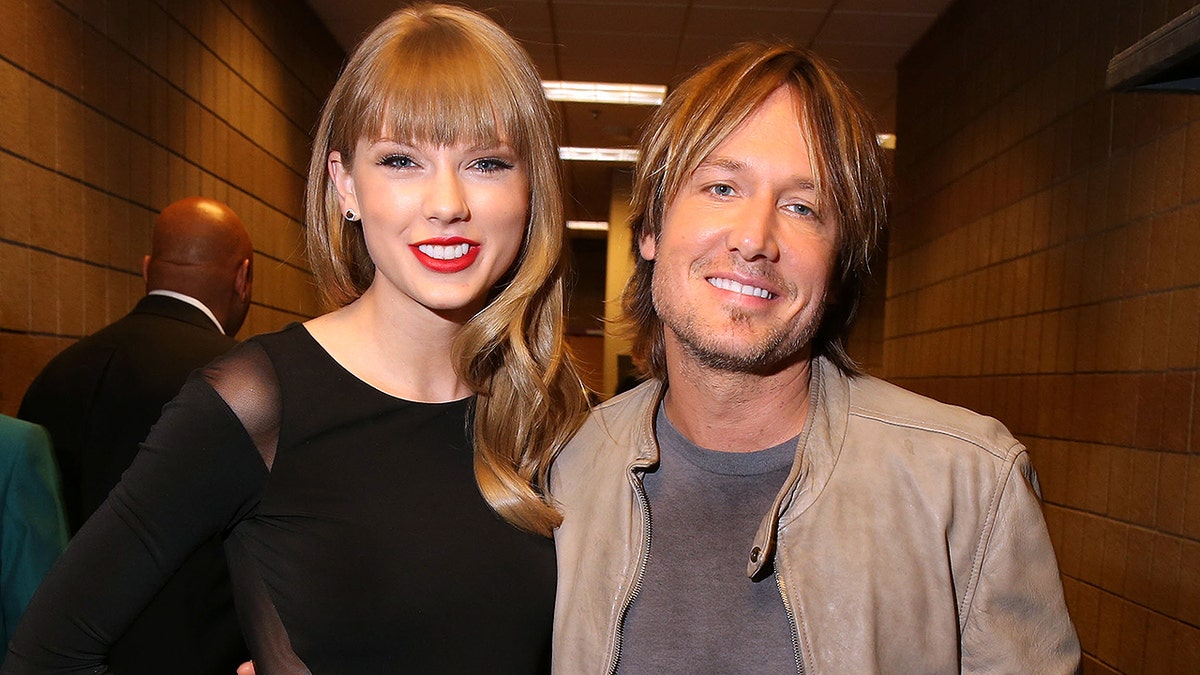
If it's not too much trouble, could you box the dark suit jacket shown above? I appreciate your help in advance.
[18,294,248,674]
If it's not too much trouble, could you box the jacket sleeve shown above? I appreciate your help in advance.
[960,450,1081,674]
[2,376,268,674]
[17,347,115,534]
[1,421,69,651]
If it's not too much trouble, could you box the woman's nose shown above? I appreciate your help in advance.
[424,170,469,224]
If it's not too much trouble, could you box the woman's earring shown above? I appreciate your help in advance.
[344,208,360,222]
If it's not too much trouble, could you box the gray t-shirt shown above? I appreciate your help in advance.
[615,404,798,674]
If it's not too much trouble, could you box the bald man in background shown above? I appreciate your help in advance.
[18,196,252,674]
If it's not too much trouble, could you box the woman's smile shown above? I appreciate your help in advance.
[412,236,481,273]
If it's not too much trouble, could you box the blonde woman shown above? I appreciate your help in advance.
[4,5,588,673]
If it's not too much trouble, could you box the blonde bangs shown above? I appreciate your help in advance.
[339,22,537,162]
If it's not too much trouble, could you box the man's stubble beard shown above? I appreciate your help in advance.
[651,262,825,376]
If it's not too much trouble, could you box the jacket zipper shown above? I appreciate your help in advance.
[776,569,806,674]
[607,468,652,675]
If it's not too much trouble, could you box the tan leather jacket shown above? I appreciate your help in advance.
[551,356,1080,674]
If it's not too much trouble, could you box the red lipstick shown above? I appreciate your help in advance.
[410,237,480,273]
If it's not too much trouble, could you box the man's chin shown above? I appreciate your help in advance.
[677,334,808,376]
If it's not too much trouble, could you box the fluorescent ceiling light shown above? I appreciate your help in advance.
[543,81,666,105]
[559,147,639,163]
[876,133,896,150]
[567,220,609,232]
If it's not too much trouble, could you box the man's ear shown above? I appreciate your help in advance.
[638,232,657,262]
[235,258,252,301]
[328,151,357,213]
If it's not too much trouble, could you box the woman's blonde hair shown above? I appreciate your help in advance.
[622,42,889,379]
[306,3,588,535]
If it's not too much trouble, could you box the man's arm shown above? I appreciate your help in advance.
[18,347,117,533]
[960,451,1081,674]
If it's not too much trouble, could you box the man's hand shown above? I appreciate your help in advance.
[237,661,255,675]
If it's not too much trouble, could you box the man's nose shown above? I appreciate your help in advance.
[725,198,780,262]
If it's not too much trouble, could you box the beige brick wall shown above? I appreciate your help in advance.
[0,0,344,414]
[889,0,1200,672]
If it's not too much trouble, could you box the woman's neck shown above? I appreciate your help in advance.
[304,286,474,402]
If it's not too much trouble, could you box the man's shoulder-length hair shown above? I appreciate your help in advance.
[619,41,890,380]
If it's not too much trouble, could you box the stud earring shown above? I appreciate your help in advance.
[344,208,360,222]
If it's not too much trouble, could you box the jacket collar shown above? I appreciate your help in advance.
[745,356,850,576]
[618,357,851,578]
[628,380,666,471]
[132,294,225,334]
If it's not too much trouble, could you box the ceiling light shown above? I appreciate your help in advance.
[567,220,609,232]
[559,147,639,163]
[543,81,666,105]
[876,133,896,150]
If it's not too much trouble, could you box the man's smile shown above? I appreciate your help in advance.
[706,276,776,299]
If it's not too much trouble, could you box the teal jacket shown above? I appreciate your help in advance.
[0,415,68,665]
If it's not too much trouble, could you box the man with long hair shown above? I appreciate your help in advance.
[552,43,1080,674]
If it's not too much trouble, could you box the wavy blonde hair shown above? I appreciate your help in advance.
[306,3,588,535]
[622,42,889,379]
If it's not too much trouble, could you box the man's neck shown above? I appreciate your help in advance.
[661,344,814,454]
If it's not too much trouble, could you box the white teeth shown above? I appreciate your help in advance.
[418,243,470,260]
[707,277,774,299]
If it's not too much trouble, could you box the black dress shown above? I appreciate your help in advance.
[4,324,556,674]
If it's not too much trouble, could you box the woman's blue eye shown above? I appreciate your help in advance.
[709,183,735,197]
[379,154,416,168]
[474,158,514,173]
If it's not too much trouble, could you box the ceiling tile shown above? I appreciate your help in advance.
[819,10,938,44]
[838,0,949,14]
[692,0,834,9]
[554,0,687,6]
[478,2,554,33]
[558,102,647,149]
[552,2,689,35]
[556,57,678,85]
[812,40,911,70]
[556,30,680,65]
[685,7,826,42]
[518,40,561,80]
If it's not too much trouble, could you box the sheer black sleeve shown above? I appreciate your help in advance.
[3,343,273,673]
[200,342,310,674]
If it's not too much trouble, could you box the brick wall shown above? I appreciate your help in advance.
[0,0,344,414]
[889,0,1200,672]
